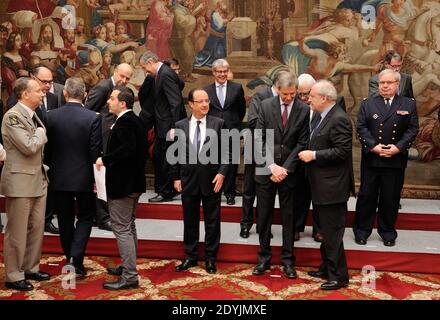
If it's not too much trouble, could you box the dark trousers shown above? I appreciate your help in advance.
[294,174,320,234]
[153,137,175,197]
[256,181,295,267]
[224,164,238,198]
[240,163,256,230]
[182,192,221,262]
[44,189,56,226]
[95,198,110,226]
[315,203,348,282]
[54,191,95,263]
[354,166,405,241]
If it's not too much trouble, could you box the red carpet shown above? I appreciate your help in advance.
[1,254,439,300]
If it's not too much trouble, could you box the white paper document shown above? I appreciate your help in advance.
[93,165,107,202]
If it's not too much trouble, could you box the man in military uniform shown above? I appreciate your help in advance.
[354,69,419,247]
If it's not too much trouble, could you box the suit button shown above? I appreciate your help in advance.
[379,137,382,139]
[392,138,395,140]
[380,124,383,126]
[394,124,397,127]
[393,131,396,133]
[379,130,382,133]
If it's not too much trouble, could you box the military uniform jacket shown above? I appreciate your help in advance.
[0,103,48,197]
[356,94,419,168]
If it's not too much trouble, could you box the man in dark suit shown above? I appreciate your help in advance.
[46,77,102,278]
[204,59,246,205]
[139,51,186,203]
[354,69,419,246]
[172,88,229,274]
[368,51,414,99]
[239,70,286,239]
[252,72,309,279]
[96,86,148,290]
[299,80,355,290]
[84,63,134,231]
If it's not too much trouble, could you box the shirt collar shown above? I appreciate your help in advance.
[156,62,163,75]
[216,81,227,88]
[117,109,132,120]
[271,86,278,97]
[111,77,116,87]
[320,103,336,119]
[191,115,207,125]
[18,102,35,118]
[279,98,293,108]
[384,95,395,105]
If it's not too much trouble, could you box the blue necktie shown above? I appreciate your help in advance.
[194,120,201,153]
[310,112,321,137]
[218,84,225,108]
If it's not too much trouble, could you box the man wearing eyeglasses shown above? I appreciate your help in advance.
[354,69,419,247]
[368,51,414,99]
[203,59,246,205]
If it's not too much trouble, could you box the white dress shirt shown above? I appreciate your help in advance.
[189,115,207,152]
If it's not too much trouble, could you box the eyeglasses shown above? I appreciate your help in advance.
[214,70,229,74]
[297,91,310,98]
[379,80,398,85]
[33,75,54,85]
[192,99,210,104]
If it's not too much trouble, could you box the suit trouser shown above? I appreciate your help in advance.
[4,194,47,282]
[240,163,256,230]
[108,193,141,282]
[256,181,295,266]
[315,203,349,282]
[353,166,405,241]
[182,192,221,262]
[53,191,95,263]
[224,164,238,198]
[153,137,175,197]
[294,172,320,234]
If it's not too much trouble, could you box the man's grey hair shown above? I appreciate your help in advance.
[378,69,401,82]
[13,77,33,99]
[64,77,86,100]
[298,73,316,88]
[212,59,230,70]
[313,80,338,101]
[276,71,298,88]
[139,51,160,64]
[272,70,291,87]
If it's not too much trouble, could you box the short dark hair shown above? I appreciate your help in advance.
[164,58,179,66]
[384,50,402,64]
[13,77,32,99]
[188,88,205,102]
[0,25,7,33]
[114,85,134,109]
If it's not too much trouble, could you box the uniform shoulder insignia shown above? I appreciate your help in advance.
[411,98,415,101]
[363,97,367,101]
[9,114,19,126]
[95,112,100,115]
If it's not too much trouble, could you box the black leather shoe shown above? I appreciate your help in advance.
[25,271,51,281]
[313,232,324,243]
[45,222,59,234]
[0,224,4,233]
[384,240,396,247]
[98,220,112,231]
[294,232,300,241]
[107,265,124,276]
[5,280,34,291]
[205,261,217,274]
[355,238,367,245]
[282,265,297,279]
[66,258,87,278]
[103,279,139,290]
[252,263,270,276]
[148,194,174,203]
[235,189,243,197]
[226,197,235,205]
[320,280,348,290]
[308,270,328,279]
[240,228,250,239]
[175,259,198,272]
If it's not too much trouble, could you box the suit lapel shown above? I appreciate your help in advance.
[310,105,337,145]
[16,103,37,128]
[271,98,283,133]
[222,81,232,109]
[208,83,222,110]
[383,95,402,122]
[282,98,299,137]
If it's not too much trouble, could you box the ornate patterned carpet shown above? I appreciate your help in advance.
[1,254,439,300]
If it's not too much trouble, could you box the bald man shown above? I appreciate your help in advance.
[84,63,134,231]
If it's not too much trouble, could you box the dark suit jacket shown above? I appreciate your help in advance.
[46,102,102,192]
[102,111,148,199]
[357,94,419,168]
[84,78,115,145]
[255,96,310,187]
[306,105,355,205]
[368,73,414,99]
[204,81,246,130]
[138,74,156,131]
[7,91,59,123]
[171,115,229,196]
[248,86,275,130]
[336,95,346,112]
[154,64,186,138]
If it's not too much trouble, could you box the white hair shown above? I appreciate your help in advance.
[313,80,338,101]
[298,73,316,88]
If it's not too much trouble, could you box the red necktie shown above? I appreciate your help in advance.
[282,104,288,128]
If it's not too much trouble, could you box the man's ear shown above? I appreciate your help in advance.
[63,89,68,100]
